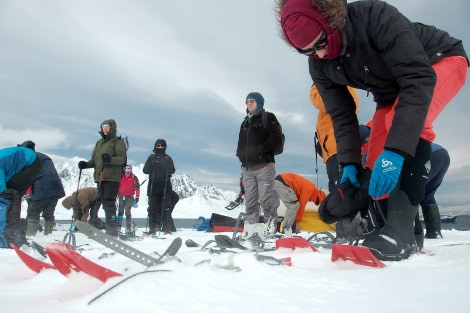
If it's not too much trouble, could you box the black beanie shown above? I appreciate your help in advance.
[246,92,265,113]
[18,140,36,151]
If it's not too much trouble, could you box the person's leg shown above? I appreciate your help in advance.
[125,197,133,229]
[420,56,468,142]
[100,181,120,236]
[421,149,450,205]
[117,195,125,229]
[325,155,340,192]
[363,139,431,260]
[26,200,42,236]
[242,167,260,224]
[257,163,277,223]
[273,180,299,232]
[42,198,57,235]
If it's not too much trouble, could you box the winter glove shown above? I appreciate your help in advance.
[135,198,139,204]
[78,161,87,169]
[101,153,112,164]
[340,165,360,188]
[369,150,404,198]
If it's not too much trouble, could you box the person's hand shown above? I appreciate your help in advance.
[369,150,404,198]
[101,153,111,164]
[340,165,360,188]
[295,223,301,233]
[78,161,87,169]
[135,198,139,204]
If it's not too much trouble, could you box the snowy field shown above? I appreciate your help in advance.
[1,226,469,313]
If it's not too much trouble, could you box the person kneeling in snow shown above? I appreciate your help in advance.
[274,173,326,237]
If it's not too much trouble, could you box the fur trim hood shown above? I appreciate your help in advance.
[276,0,346,45]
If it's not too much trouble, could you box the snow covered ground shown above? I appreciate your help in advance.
[1,225,469,313]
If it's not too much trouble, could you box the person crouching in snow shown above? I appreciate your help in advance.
[274,173,326,237]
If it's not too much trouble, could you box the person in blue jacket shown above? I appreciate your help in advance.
[18,141,65,237]
[0,145,42,247]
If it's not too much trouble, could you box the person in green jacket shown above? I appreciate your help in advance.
[78,119,127,236]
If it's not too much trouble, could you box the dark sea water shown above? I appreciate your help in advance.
[57,215,470,231]
[438,214,470,231]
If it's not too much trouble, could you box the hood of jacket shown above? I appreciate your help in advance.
[153,139,167,154]
[99,119,117,140]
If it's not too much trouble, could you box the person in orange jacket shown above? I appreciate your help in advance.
[310,84,359,192]
[274,172,326,237]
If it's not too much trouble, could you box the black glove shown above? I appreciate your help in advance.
[101,153,111,164]
[135,198,139,204]
[78,161,87,169]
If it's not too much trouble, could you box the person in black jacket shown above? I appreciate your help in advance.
[277,0,468,261]
[143,139,175,235]
[18,141,65,237]
[236,92,283,240]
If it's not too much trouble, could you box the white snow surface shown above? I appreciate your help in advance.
[0,227,469,313]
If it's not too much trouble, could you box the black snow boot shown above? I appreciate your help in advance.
[104,210,119,237]
[422,204,443,239]
[362,188,418,261]
[414,212,424,251]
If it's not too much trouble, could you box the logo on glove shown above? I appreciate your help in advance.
[381,158,397,173]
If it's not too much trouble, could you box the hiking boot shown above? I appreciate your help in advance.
[265,218,278,238]
[415,233,424,251]
[362,189,418,261]
[422,204,443,239]
[44,220,54,235]
[335,215,364,243]
[239,223,265,241]
[26,218,40,237]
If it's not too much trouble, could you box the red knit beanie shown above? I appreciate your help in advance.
[283,15,323,49]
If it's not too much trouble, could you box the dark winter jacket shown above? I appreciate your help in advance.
[82,119,127,183]
[236,109,283,169]
[143,139,175,196]
[30,152,65,201]
[302,0,469,166]
[0,147,38,194]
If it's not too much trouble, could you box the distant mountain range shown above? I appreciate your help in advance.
[52,156,241,220]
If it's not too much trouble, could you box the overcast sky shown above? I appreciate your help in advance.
[1,0,469,210]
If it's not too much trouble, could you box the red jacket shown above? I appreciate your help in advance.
[118,173,140,198]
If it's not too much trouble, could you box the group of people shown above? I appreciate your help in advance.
[271,0,466,261]
[235,0,467,262]
[0,118,179,249]
[77,120,179,237]
[0,1,467,262]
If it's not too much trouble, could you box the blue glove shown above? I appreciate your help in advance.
[369,150,404,198]
[340,165,360,188]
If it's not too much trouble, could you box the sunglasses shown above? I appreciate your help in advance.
[246,99,256,104]
[101,124,110,129]
[296,29,328,56]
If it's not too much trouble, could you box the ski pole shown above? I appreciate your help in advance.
[63,168,81,249]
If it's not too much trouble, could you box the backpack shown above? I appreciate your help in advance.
[262,111,285,155]
[114,135,129,169]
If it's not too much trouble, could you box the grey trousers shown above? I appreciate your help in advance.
[242,163,277,224]
[273,180,300,229]
[118,195,134,228]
